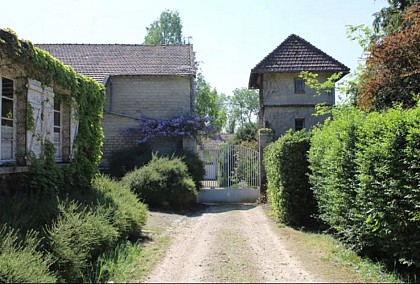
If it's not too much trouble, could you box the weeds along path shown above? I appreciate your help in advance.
[144,204,317,283]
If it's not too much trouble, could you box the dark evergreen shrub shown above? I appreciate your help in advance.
[122,155,197,208]
[175,150,205,190]
[108,146,152,179]
[264,129,316,226]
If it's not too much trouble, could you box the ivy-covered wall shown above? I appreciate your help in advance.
[0,28,105,190]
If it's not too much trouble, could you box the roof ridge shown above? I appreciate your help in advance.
[288,34,349,71]
[251,33,349,73]
[36,43,193,47]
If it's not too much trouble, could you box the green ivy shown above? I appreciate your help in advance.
[0,28,105,190]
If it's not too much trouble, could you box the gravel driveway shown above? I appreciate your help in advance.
[144,204,319,283]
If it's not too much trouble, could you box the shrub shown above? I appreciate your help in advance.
[308,106,364,237]
[0,225,56,283]
[108,146,152,179]
[46,201,119,282]
[91,175,148,239]
[175,150,205,190]
[0,193,59,233]
[309,105,420,269]
[264,129,316,226]
[122,155,197,208]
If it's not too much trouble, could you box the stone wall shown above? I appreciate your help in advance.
[261,72,335,140]
[101,75,194,165]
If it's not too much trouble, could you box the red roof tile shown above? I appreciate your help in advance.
[36,44,195,84]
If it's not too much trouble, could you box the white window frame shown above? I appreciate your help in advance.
[0,76,15,163]
[53,100,62,161]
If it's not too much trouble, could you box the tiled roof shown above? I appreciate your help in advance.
[249,34,349,88]
[36,44,195,84]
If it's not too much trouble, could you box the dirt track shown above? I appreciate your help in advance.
[144,204,319,283]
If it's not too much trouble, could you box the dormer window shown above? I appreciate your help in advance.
[294,79,305,94]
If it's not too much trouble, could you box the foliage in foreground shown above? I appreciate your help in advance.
[309,105,420,270]
[0,225,56,283]
[122,155,197,208]
[264,130,316,226]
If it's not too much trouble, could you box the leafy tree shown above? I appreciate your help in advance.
[226,88,259,133]
[358,5,420,111]
[195,73,227,130]
[144,10,183,45]
[373,0,419,35]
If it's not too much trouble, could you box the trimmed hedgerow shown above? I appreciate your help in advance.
[309,105,420,269]
[264,129,316,226]
[308,106,363,238]
[122,155,197,208]
[0,225,56,283]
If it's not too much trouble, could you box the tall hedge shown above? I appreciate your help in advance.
[264,130,316,226]
[309,105,420,268]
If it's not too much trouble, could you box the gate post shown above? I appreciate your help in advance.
[258,128,273,201]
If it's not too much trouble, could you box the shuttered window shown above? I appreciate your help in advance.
[0,77,14,161]
[54,100,62,161]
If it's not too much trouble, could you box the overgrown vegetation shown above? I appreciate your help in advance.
[0,225,57,283]
[264,130,316,227]
[122,155,197,208]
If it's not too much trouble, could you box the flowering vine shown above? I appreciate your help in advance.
[121,114,220,144]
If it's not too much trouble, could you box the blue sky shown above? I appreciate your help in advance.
[2,0,387,98]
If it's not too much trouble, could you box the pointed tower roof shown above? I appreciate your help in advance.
[249,34,349,88]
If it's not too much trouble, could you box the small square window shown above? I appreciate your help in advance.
[295,118,305,131]
[294,79,305,94]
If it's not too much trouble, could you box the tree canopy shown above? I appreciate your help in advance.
[195,73,227,131]
[225,88,259,133]
[144,10,183,45]
[373,0,419,35]
[358,5,420,110]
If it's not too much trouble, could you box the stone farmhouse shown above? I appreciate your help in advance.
[37,43,196,166]
[0,29,104,194]
[249,34,350,140]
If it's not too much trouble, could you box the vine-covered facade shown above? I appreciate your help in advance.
[0,28,105,193]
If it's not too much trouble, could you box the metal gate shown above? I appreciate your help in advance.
[197,144,260,203]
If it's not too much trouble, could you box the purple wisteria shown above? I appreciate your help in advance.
[121,114,220,144]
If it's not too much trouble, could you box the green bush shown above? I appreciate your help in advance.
[108,146,152,179]
[91,175,148,239]
[309,105,420,269]
[46,201,119,282]
[308,106,363,236]
[122,155,197,208]
[175,150,205,190]
[0,194,58,233]
[0,225,56,283]
[264,129,316,226]
[108,146,205,190]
